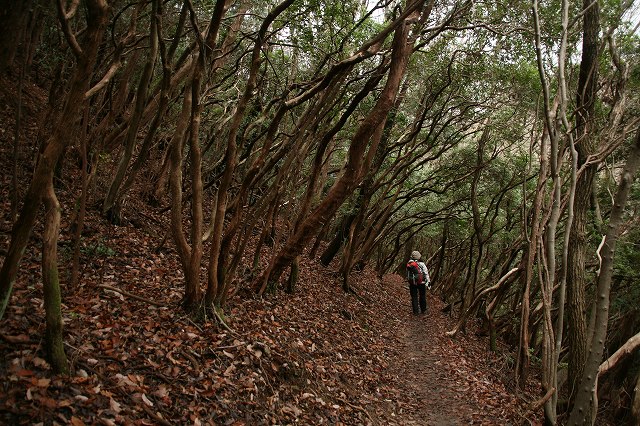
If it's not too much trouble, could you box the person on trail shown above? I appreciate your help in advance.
[406,251,430,315]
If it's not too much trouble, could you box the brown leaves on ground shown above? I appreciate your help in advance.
[0,216,542,425]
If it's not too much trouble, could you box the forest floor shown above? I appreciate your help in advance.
[0,66,542,425]
[0,250,543,426]
[0,208,543,426]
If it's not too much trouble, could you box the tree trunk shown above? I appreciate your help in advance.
[258,3,421,293]
[399,242,413,275]
[567,127,640,425]
[447,268,519,338]
[598,331,640,376]
[530,0,563,411]
[0,0,109,320]
[566,0,599,403]
[339,79,406,289]
[0,0,32,73]
[632,372,640,425]
[11,53,25,223]
[486,285,509,352]
[102,0,160,221]
[206,0,294,307]
[70,103,91,289]
[431,221,448,288]
[309,218,331,259]
[285,256,300,294]
[313,69,389,268]
[320,213,356,266]
[168,88,200,310]
[42,181,69,374]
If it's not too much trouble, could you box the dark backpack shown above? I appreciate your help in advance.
[406,260,423,285]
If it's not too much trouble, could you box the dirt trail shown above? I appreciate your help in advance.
[385,295,477,425]
[376,285,530,426]
[402,313,475,425]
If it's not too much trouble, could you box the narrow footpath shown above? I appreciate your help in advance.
[375,276,539,425]
[399,310,475,425]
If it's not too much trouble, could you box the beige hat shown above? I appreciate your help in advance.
[411,251,421,260]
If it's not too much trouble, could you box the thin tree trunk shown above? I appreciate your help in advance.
[0,0,32,73]
[169,0,232,311]
[258,3,422,293]
[465,126,489,327]
[285,256,300,294]
[321,214,356,266]
[598,331,640,376]
[309,218,331,259]
[206,0,295,307]
[102,0,159,222]
[70,103,90,289]
[350,187,401,273]
[252,195,280,271]
[431,221,448,288]
[486,285,509,352]
[339,79,407,290]
[311,68,389,268]
[11,55,25,222]
[168,88,199,309]
[42,181,69,374]
[530,0,572,416]
[112,0,167,209]
[632,372,640,424]
[187,77,204,313]
[447,268,520,337]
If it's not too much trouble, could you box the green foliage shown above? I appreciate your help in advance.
[611,223,640,315]
[81,241,117,258]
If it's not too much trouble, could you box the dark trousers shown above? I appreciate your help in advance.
[409,284,427,314]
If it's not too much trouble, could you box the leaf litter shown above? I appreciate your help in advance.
[0,224,542,425]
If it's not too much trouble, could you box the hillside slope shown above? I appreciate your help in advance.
[1,231,540,425]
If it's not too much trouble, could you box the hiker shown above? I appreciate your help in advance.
[406,251,430,315]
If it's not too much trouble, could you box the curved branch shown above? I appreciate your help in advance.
[446,267,520,337]
[56,0,83,58]
[599,331,640,376]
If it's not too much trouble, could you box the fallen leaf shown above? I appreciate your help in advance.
[32,357,49,368]
[110,398,122,414]
[70,416,86,426]
[36,378,50,388]
[153,385,168,398]
[141,393,154,407]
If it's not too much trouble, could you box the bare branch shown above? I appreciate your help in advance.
[599,331,640,375]
[56,0,83,58]
[84,57,123,100]
[64,0,81,19]
[98,284,167,307]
